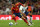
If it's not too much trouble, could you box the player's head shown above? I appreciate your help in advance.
[12,4,16,7]
[24,2,28,7]
[12,1,16,6]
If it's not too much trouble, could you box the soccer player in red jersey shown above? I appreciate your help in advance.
[11,2,30,26]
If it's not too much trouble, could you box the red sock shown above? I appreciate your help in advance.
[13,17,16,22]
[23,18,28,24]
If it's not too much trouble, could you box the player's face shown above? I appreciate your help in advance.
[24,3,27,7]
[13,4,16,7]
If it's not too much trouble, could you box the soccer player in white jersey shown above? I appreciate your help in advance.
[20,3,33,25]
[19,3,31,25]
[19,3,28,19]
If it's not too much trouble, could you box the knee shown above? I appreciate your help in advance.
[21,16,25,19]
[12,15,15,18]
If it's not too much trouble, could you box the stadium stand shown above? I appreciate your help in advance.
[0,0,40,15]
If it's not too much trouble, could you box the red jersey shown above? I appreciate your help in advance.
[15,2,24,7]
[11,2,24,13]
[28,6,31,12]
[12,7,19,13]
[15,7,19,13]
[11,7,15,13]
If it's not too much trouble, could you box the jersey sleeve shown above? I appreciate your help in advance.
[11,7,15,11]
[11,7,15,14]
[19,5,23,10]
[19,3,24,6]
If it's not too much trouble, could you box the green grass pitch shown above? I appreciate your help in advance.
[0,20,40,27]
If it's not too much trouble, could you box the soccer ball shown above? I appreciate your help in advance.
[9,22,13,26]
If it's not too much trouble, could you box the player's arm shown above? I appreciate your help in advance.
[19,5,23,14]
[11,7,15,15]
[19,9,23,14]
[19,2,24,7]
[19,9,25,15]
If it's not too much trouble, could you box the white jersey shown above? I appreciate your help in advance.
[19,5,28,13]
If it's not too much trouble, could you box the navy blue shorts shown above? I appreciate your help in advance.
[13,13,22,18]
[24,11,29,20]
[25,11,32,17]
[25,11,29,16]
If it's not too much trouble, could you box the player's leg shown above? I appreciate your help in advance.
[22,13,31,25]
[17,13,28,24]
[23,11,29,22]
[30,15,32,24]
[23,14,29,23]
[23,14,29,24]
[17,13,30,26]
[12,14,17,24]
[22,16,28,24]
[21,16,31,26]
[23,14,28,20]
[28,12,32,24]
[24,12,32,25]
[30,12,32,24]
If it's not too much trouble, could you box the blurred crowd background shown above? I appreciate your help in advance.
[0,0,40,15]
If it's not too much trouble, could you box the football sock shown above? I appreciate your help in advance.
[23,18,28,24]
